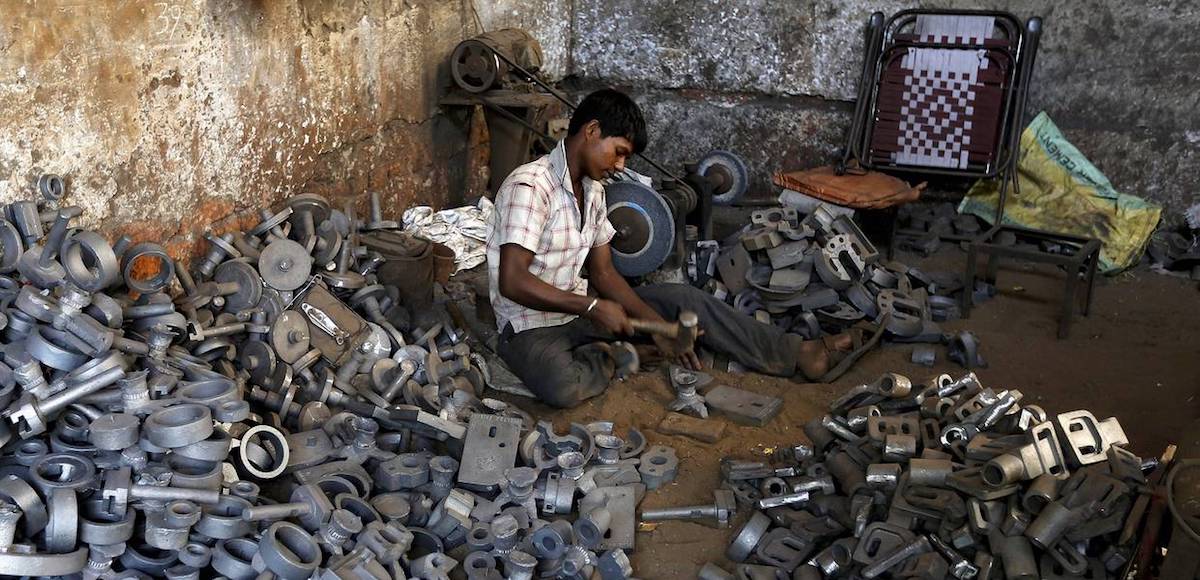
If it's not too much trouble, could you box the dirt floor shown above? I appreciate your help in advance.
[490,245,1200,579]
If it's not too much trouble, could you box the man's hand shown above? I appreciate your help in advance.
[652,334,703,371]
[585,299,634,336]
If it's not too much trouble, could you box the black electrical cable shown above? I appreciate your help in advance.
[1165,459,1200,545]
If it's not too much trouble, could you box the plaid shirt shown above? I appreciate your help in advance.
[487,140,617,334]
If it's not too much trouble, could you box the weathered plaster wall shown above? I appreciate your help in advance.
[0,0,570,258]
[572,1,1200,223]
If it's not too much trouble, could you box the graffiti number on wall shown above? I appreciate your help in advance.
[154,3,185,40]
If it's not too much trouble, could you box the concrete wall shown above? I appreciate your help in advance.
[0,0,569,257]
[571,0,1200,224]
[3,0,1192,257]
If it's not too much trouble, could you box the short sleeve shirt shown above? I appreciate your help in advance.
[486,140,617,334]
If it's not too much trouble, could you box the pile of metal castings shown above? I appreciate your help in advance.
[894,202,986,257]
[691,371,1145,580]
[0,181,669,578]
[709,205,983,369]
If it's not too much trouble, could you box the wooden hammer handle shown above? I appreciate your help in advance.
[629,318,678,338]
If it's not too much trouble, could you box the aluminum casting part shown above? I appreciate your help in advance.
[845,404,881,432]
[17,206,78,289]
[0,219,26,274]
[26,325,89,370]
[540,472,576,515]
[727,511,771,562]
[259,238,313,291]
[256,521,324,579]
[866,463,902,489]
[638,445,678,489]
[988,530,1037,580]
[30,452,97,495]
[1022,473,1061,515]
[861,535,931,578]
[1024,500,1080,549]
[174,429,233,463]
[572,503,612,550]
[213,537,258,579]
[463,551,498,578]
[809,538,855,577]
[757,490,810,510]
[983,423,1069,486]
[43,488,78,553]
[89,412,140,450]
[61,230,119,292]
[1054,410,1128,466]
[270,310,311,364]
[167,456,224,490]
[7,363,126,438]
[0,546,88,576]
[177,542,212,569]
[143,403,213,448]
[530,518,574,559]
[558,451,587,480]
[374,453,431,490]
[120,242,174,294]
[597,548,633,580]
[238,424,290,479]
[0,474,49,535]
[196,495,253,539]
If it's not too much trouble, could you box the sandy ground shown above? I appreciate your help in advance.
[488,245,1200,578]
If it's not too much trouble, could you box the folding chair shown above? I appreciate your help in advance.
[840,10,1098,338]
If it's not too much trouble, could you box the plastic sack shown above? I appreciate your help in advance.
[959,112,1161,273]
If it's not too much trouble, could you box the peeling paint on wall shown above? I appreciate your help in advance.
[0,0,570,258]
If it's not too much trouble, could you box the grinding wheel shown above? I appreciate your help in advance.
[259,239,313,291]
[605,180,675,278]
[697,150,749,206]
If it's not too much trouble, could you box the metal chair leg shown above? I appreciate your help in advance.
[984,252,1001,285]
[1058,262,1079,339]
[962,244,978,318]
[1082,248,1099,317]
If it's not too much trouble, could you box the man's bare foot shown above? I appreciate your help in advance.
[796,331,858,379]
[797,340,830,379]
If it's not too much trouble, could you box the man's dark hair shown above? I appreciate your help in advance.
[568,89,648,154]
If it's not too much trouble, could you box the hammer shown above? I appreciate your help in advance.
[629,310,700,352]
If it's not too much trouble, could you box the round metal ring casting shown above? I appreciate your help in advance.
[121,242,175,294]
[239,424,290,479]
[61,230,120,292]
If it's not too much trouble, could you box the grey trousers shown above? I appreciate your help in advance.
[497,284,804,408]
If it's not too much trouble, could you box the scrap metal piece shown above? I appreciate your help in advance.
[727,511,771,562]
[638,445,678,490]
[704,385,782,426]
[766,240,809,270]
[755,527,814,573]
[578,486,636,551]
[259,238,313,291]
[982,422,1070,486]
[1053,410,1128,466]
[948,331,987,369]
[851,522,915,567]
[458,414,522,492]
[668,366,710,418]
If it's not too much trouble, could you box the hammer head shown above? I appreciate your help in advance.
[672,310,700,352]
